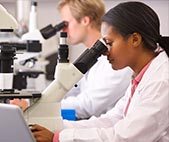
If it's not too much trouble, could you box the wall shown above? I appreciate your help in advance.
[105,0,169,36]
[1,0,169,60]
[72,0,169,60]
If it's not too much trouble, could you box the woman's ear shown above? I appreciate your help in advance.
[131,32,142,47]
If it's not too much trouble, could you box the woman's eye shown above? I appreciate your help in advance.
[106,41,113,46]
[103,38,113,49]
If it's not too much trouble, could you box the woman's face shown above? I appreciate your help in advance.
[101,22,133,70]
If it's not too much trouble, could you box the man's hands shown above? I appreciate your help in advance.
[10,99,28,111]
[30,124,55,142]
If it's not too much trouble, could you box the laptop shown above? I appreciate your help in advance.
[0,103,36,142]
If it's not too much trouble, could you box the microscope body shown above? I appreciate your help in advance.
[24,33,108,131]
[0,4,18,91]
[0,45,15,91]
[0,4,44,102]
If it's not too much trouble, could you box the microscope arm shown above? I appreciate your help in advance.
[41,63,83,102]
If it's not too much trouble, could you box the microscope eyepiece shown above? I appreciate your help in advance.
[54,21,68,33]
[73,39,108,74]
[40,21,68,39]
[58,32,69,63]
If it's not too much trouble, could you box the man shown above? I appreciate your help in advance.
[58,0,132,119]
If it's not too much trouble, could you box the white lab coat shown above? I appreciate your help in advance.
[59,51,169,142]
[61,55,132,119]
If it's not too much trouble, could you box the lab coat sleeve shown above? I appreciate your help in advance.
[59,80,169,142]
[58,92,128,142]
[61,65,132,119]
[62,91,129,129]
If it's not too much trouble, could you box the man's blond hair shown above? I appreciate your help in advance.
[58,0,105,30]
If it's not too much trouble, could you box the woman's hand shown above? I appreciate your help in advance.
[30,124,55,142]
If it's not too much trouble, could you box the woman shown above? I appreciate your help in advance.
[31,1,169,142]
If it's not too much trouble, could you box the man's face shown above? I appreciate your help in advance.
[60,5,87,45]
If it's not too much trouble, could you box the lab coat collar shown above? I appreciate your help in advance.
[136,51,168,91]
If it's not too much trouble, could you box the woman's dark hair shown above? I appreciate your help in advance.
[102,1,169,57]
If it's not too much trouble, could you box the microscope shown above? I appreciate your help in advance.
[0,3,68,101]
[24,31,108,131]
[0,4,43,101]
[14,21,68,91]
